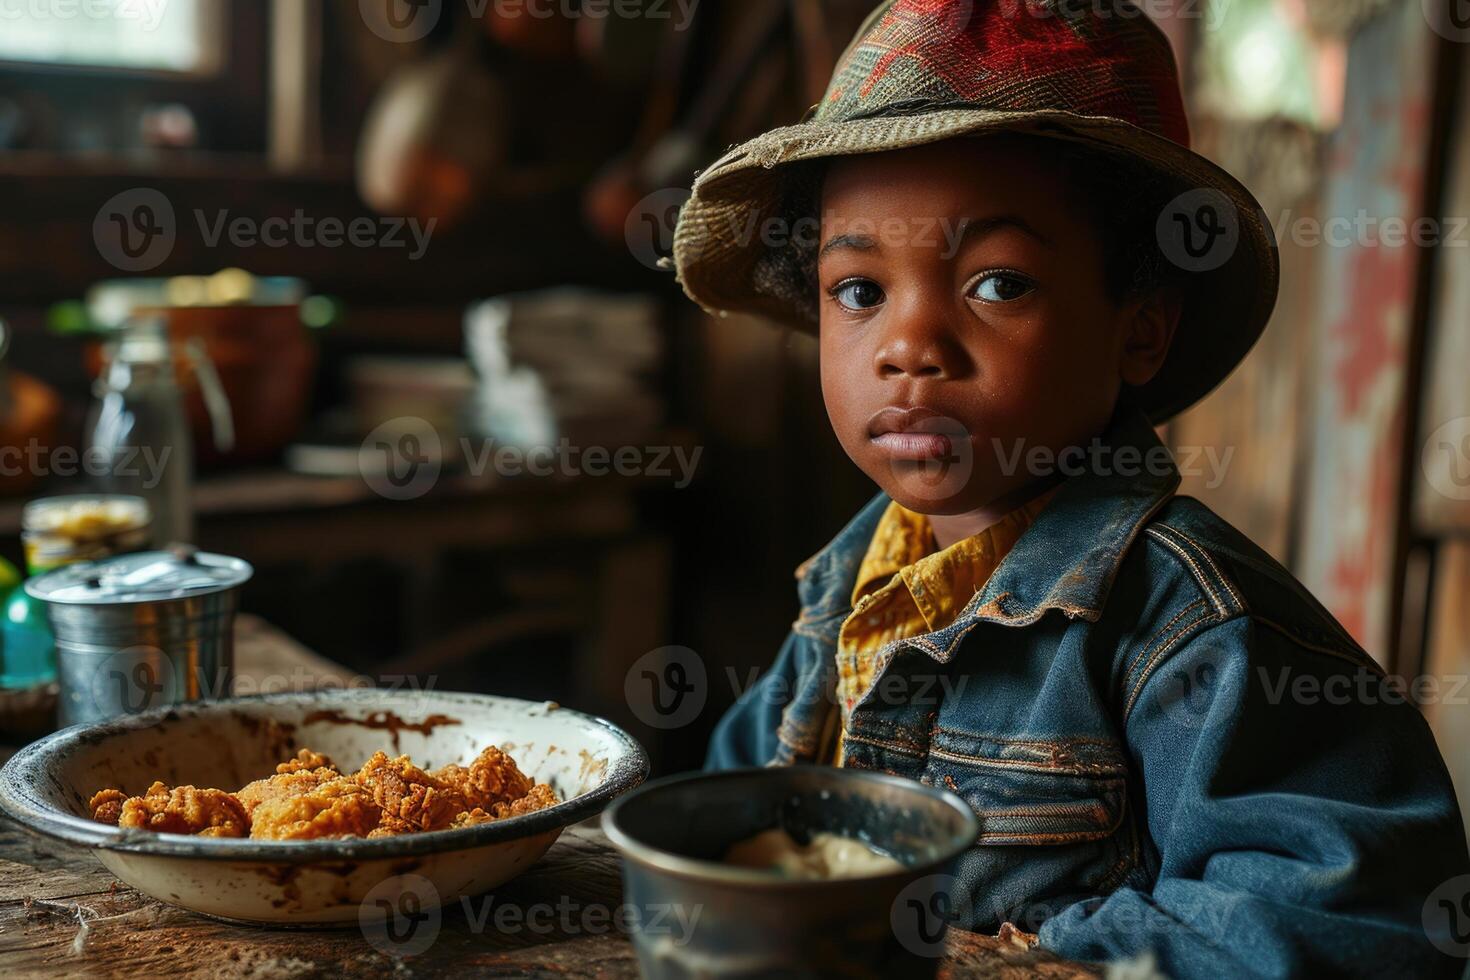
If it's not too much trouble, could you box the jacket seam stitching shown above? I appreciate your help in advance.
[1143,526,1228,615]
[1122,597,1209,688]
[1252,616,1387,675]
[841,731,927,759]
[931,730,1123,750]
[970,801,1122,819]
[1153,522,1247,612]
[1123,608,1226,718]
[928,746,1127,777]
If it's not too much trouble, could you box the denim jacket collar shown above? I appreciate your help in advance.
[795,405,1181,649]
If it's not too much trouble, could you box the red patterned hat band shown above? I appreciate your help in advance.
[818,0,1191,150]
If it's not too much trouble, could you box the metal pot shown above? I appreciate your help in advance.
[25,548,253,727]
[603,767,982,980]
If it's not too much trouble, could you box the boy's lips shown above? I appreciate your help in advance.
[866,407,967,461]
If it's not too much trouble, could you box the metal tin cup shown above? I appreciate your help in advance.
[603,767,982,980]
[25,548,253,727]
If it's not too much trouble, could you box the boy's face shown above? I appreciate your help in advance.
[817,137,1176,518]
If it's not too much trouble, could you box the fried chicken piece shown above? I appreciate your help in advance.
[353,751,468,833]
[116,781,249,838]
[275,748,334,774]
[449,807,496,829]
[448,782,560,828]
[89,788,126,826]
[493,782,560,819]
[432,746,535,812]
[236,766,341,817]
[86,743,551,840]
[248,776,381,840]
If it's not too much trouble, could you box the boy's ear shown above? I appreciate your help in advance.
[1118,289,1183,388]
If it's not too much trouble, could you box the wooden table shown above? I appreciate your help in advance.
[0,621,1097,979]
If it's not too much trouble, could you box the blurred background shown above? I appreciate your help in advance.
[0,0,1465,822]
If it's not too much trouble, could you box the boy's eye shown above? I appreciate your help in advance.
[831,279,885,311]
[970,272,1035,303]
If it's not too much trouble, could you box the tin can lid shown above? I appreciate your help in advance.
[25,547,252,605]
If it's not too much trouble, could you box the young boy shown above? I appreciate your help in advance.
[672,1,1468,976]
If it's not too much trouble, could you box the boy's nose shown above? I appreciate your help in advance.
[873,314,963,380]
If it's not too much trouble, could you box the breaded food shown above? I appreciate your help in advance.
[432,746,534,813]
[492,782,559,820]
[450,783,560,827]
[89,788,127,826]
[88,744,560,840]
[275,748,334,774]
[248,777,381,840]
[354,751,468,834]
[236,766,341,817]
[109,781,250,838]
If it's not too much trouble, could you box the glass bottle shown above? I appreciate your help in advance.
[84,317,232,548]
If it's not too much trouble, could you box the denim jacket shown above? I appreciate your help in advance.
[706,406,1468,978]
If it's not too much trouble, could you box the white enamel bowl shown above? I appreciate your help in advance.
[0,689,648,925]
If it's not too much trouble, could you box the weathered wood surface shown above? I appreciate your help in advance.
[0,620,1098,978]
[0,820,1096,980]
[1412,32,1470,535]
[1297,1,1439,664]
[1422,541,1470,844]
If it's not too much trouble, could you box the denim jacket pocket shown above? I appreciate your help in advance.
[923,729,1140,915]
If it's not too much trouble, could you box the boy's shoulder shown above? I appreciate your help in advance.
[1119,494,1372,669]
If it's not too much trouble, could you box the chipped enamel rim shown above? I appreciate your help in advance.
[0,689,649,863]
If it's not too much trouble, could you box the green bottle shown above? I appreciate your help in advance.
[0,557,56,690]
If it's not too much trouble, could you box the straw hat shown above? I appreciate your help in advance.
[672,0,1279,422]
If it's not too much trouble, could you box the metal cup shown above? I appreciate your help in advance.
[26,549,252,727]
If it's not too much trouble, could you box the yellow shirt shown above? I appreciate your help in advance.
[832,493,1053,764]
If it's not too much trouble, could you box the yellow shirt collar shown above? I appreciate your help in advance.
[850,491,1056,631]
